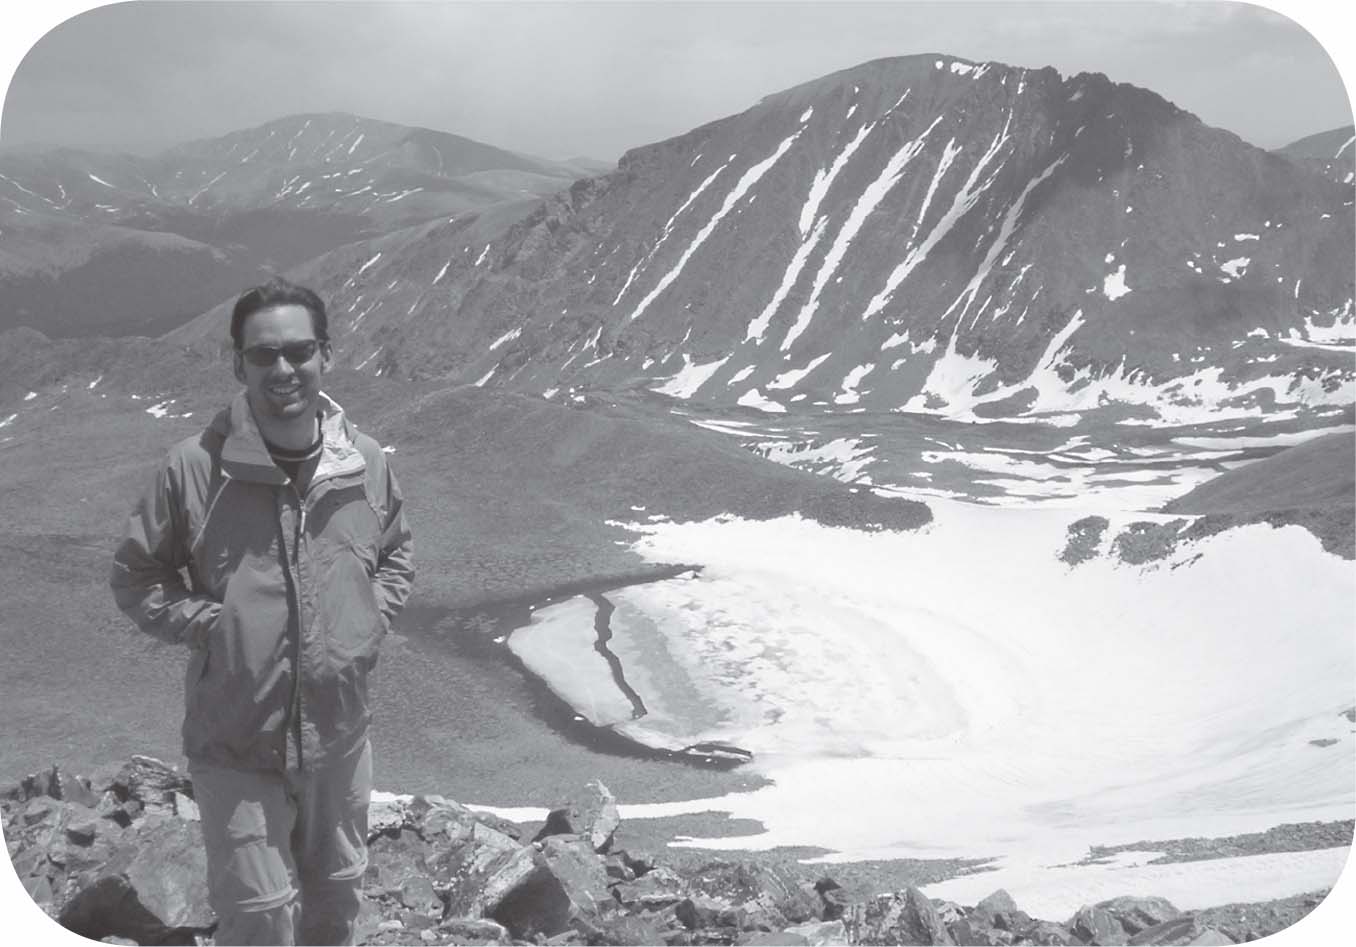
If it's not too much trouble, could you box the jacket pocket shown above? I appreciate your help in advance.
[183,574,292,765]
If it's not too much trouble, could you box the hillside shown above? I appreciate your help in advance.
[1276,124,1355,185]
[1163,430,1355,515]
[0,114,588,336]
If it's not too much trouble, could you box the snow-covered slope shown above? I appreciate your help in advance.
[483,499,1354,915]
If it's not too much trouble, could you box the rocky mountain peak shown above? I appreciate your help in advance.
[181,53,1347,428]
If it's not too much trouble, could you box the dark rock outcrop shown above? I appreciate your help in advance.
[0,757,1332,945]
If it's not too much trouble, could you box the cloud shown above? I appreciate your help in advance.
[2,1,1350,159]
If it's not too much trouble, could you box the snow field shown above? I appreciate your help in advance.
[502,499,1353,914]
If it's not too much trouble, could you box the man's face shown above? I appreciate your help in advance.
[233,304,331,424]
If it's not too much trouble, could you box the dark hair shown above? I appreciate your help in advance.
[230,278,329,349]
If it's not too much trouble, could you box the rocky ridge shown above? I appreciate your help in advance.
[2,757,1332,946]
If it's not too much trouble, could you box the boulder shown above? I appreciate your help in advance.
[436,917,511,945]
[1097,896,1182,935]
[675,894,733,930]
[846,887,954,945]
[399,875,443,916]
[1071,904,1129,945]
[741,932,808,946]
[613,866,690,909]
[816,877,851,921]
[684,859,820,928]
[64,809,100,847]
[603,851,635,882]
[419,803,544,920]
[109,756,191,818]
[57,815,212,943]
[973,890,1019,923]
[538,834,615,924]
[934,900,966,929]
[948,916,1015,945]
[589,911,682,946]
[532,780,620,853]
[366,826,433,896]
[784,918,851,945]
[1126,916,1232,946]
[170,790,199,822]
[618,847,659,876]
[992,909,1033,933]
[490,869,574,942]
[1021,920,1076,945]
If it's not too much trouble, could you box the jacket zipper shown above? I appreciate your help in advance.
[288,486,306,770]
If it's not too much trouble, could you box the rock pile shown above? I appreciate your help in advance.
[1,758,1325,945]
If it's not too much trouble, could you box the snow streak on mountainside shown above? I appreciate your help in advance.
[205,56,1353,426]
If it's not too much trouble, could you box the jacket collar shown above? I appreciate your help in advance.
[212,390,366,486]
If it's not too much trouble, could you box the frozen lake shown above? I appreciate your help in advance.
[488,408,1355,914]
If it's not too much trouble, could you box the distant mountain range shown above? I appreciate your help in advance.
[0,114,604,336]
[1274,124,1355,186]
[164,55,1354,426]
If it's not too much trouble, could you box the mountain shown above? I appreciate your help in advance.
[0,114,592,336]
[1275,124,1355,186]
[169,56,1354,427]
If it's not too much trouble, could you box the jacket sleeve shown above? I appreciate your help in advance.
[109,455,221,649]
[373,458,415,628]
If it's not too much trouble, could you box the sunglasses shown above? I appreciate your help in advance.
[239,340,323,367]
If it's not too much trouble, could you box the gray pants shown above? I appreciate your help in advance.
[189,741,372,946]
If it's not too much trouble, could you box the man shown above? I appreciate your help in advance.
[110,277,415,945]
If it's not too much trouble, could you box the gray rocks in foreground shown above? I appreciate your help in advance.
[2,757,1330,945]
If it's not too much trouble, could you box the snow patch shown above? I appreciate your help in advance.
[736,389,786,413]
[652,354,731,399]
[767,353,832,390]
[488,327,522,351]
[834,364,874,405]
[755,437,874,482]
[1102,264,1131,300]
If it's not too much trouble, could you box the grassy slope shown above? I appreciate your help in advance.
[374,384,929,606]
[1162,432,1355,558]
[1163,432,1355,514]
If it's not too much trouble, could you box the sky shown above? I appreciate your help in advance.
[0,1,1352,163]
